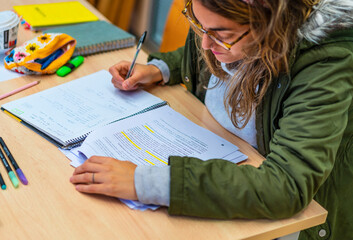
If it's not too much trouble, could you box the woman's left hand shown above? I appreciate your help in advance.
[70,156,138,200]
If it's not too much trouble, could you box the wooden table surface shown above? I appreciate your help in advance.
[0,0,327,239]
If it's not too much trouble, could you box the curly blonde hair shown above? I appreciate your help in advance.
[189,0,320,128]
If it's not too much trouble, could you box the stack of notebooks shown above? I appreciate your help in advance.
[13,1,136,56]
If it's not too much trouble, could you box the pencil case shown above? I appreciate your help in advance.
[3,33,76,74]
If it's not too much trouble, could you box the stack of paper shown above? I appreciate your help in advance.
[61,105,248,210]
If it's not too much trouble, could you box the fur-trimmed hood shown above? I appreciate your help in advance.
[298,0,353,43]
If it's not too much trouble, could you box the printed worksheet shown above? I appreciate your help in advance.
[69,105,247,166]
[63,105,248,211]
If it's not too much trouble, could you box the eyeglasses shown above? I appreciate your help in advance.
[182,0,250,50]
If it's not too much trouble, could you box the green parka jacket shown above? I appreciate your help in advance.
[148,10,353,240]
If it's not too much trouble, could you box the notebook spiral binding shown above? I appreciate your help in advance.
[73,38,135,57]
[63,101,168,150]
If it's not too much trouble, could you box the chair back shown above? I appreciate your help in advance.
[160,0,189,52]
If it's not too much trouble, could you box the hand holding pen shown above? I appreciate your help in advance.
[125,31,147,79]
[109,31,165,91]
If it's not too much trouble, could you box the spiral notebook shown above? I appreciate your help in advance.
[44,21,136,56]
[1,70,166,149]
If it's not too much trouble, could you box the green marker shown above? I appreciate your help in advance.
[0,147,19,188]
[56,55,84,77]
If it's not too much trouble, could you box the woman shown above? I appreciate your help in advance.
[70,0,353,239]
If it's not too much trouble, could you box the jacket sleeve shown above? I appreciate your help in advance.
[147,29,197,86]
[168,42,353,219]
[148,47,184,86]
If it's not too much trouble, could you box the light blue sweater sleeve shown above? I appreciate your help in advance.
[134,60,170,206]
[147,59,170,84]
[134,165,171,206]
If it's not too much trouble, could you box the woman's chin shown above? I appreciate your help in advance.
[214,54,241,63]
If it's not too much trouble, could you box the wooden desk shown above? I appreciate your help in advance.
[0,1,327,239]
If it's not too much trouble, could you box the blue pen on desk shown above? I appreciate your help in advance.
[125,31,147,79]
[0,147,19,188]
[0,137,28,185]
[35,49,64,70]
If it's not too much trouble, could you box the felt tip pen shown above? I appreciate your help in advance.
[0,137,28,185]
[0,171,6,190]
[56,55,84,77]
[125,31,147,79]
[0,147,19,188]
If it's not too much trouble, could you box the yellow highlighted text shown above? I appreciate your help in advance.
[121,132,141,149]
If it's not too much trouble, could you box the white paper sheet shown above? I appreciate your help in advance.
[2,70,165,146]
[62,105,248,211]
[0,53,22,82]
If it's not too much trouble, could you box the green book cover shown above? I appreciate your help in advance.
[44,20,136,56]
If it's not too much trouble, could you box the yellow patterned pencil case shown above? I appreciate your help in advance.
[4,33,76,74]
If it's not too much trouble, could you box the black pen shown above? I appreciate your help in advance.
[0,142,19,188]
[0,137,28,185]
[0,170,6,190]
[125,31,147,79]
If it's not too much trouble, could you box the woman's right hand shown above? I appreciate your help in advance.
[109,61,163,91]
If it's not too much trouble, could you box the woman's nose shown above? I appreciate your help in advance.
[201,33,214,50]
